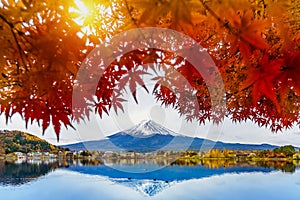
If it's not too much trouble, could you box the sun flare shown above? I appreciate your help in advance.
[68,0,114,37]
[69,0,92,26]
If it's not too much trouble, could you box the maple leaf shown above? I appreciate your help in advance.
[109,92,127,114]
[42,114,50,135]
[126,0,200,33]
[240,54,283,111]
[51,108,74,141]
[176,63,203,88]
[93,100,109,118]
[118,68,150,103]
[153,85,177,106]
[277,50,300,96]
[226,10,269,59]
[2,0,300,139]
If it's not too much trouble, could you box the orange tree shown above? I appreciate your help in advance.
[0,0,300,140]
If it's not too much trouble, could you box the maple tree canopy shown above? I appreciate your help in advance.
[0,0,300,141]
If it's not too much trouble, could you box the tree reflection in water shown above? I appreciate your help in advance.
[0,160,61,186]
[171,159,299,173]
[0,158,299,186]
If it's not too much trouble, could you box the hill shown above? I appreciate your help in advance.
[0,130,62,154]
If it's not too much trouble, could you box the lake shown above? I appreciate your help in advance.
[0,159,300,200]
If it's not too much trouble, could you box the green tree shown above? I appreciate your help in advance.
[273,145,295,157]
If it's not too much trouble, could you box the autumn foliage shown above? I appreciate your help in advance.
[0,0,300,140]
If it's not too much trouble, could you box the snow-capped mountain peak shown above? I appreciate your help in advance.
[112,178,176,197]
[124,120,179,137]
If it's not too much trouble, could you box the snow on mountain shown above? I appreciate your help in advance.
[124,120,180,137]
[112,178,176,197]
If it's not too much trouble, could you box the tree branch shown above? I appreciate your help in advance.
[124,0,139,28]
[0,13,14,28]
[226,83,253,99]
[199,0,264,50]
[0,13,27,73]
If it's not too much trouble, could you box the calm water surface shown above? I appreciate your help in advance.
[0,159,300,200]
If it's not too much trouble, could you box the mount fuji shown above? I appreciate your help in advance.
[123,120,179,137]
[62,120,278,151]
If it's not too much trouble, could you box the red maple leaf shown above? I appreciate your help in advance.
[118,68,150,103]
[277,50,300,96]
[240,54,284,111]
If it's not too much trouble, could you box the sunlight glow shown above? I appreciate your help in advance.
[75,0,89,17]
[68,0,114,37]
[69,0,91,26]
[69,0,98,36]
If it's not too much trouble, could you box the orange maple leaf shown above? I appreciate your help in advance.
[227,10,269,59]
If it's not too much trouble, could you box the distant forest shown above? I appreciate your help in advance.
[0,130,60,154]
